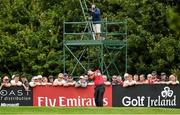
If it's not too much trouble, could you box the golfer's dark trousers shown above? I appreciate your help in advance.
[94,84,105,107]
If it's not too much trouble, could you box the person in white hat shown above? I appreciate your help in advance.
[10,74,22,86]
[75,75,88,88]
[29,76,38,87]
[36,75,43,85]
[53,73,66,86]
[123,73,136,87]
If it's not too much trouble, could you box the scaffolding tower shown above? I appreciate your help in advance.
[63,0,127,77]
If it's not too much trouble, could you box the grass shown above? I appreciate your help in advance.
[0,107,180,115]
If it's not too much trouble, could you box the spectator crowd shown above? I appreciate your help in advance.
[0,70,179,91]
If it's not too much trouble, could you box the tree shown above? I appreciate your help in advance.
[0,0,179,79]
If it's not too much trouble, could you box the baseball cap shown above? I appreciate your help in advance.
[161,72,166,76]
[64,73,68,77]
[58,73,64,78]
[37,75,42,79]
[92,4,96,8]
[124,73,129,77]
[12,75,15,79]
[48,75,54,79]
[33,76,38,80]
[151,71,157,76]
[79,76,84,79]
[112,75,117,78]
[12,74,20,79]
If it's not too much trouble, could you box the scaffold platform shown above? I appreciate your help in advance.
[64,40,126,46]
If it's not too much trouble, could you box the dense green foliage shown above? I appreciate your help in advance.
[0,0,179,78]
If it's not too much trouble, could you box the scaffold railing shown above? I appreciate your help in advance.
[63,21,127,41]
[63,20,128,77]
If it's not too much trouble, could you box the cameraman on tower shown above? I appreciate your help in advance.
[89,4,101,40]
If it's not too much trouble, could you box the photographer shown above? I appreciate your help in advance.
[89,4,101,40]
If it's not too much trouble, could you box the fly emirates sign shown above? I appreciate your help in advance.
[33,86,112,107]
[37,96,108,107]
[122,86,176,107]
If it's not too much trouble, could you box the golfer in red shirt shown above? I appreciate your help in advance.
[88,69,105,107]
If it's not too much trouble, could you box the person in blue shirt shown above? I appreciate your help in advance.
[90,4,101,40]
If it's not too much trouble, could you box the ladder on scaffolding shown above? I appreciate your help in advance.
[79,0,96,40]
